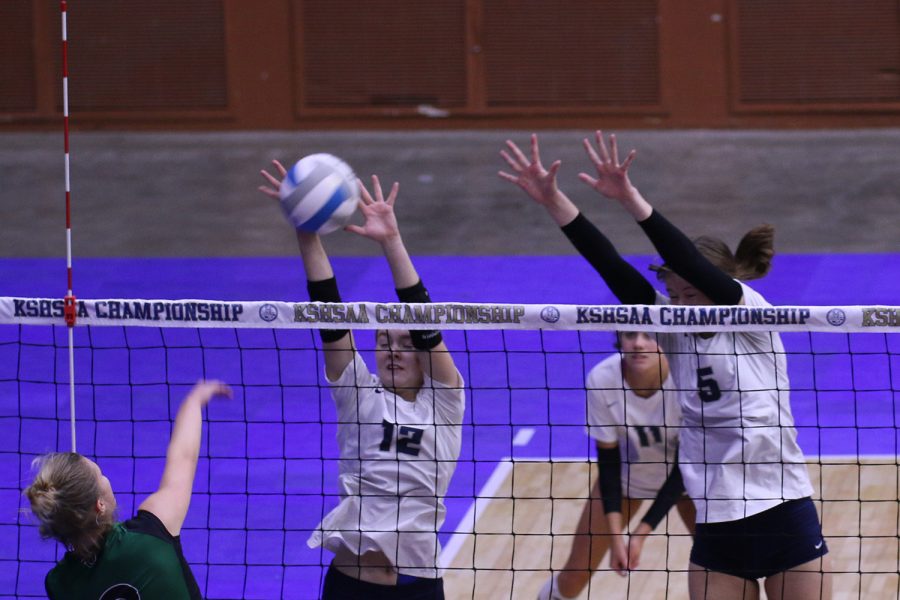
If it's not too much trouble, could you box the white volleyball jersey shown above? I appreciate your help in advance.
[656,284,814,523]
[586,354,681,499]
[307,352,465,578]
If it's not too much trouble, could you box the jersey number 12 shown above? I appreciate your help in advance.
[379,420,424,456]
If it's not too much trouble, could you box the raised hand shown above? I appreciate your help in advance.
[498,134,579,226]
[185,380,232,407]
[579,131,639,202]
[258,159,287,200]
[344,175,401,245]
[498,134,562,207]
[579,131,652,221]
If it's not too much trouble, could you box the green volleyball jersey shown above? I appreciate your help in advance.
[45,510,201,600]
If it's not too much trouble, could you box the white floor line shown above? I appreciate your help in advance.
[440,456,586,569]
[512,427,535,447]
[440,459,512,569]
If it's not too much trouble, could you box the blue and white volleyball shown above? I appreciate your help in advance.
[279,153,359,234]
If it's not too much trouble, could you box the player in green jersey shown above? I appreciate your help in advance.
[25,380,231,599]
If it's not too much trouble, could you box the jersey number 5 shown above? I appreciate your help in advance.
[379,420,424,456]
[696,366,723,402]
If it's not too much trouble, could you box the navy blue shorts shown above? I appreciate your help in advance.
[690,497,828,580]
[322,565,445,600]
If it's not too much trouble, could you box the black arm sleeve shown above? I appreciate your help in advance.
[639,457,686,530]
[596,443,624,514]
[637,209,743,305]
[307,277,350,343]
[396,280,442,350]
[561,213,657,305]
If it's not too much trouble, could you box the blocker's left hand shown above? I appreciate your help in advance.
[258,159,287,199]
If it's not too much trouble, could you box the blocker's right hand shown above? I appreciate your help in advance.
[258,159,287,200]
[578,131,638,204]
[498,134,562,207]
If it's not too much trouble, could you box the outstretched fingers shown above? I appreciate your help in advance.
[258,159,288,200]
[499,148,522,173]
[358,175,399,206]
[257,184,279,200]
[357,178,374,205]
[529,133,544,169]
[505,139,531,170]
[344,222,365,236]
[371,175,385,204]
[583,131,637,175]
[582,137,603,168]
[578,172,599,187]
[384,180,399,206]
[595,130,612,164]
[546,159,561,179]
[497,169,519,184]
[609,133,620,166]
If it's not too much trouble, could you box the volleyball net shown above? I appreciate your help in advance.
[2,297,898,599]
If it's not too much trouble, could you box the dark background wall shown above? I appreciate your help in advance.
[2,0,900,131]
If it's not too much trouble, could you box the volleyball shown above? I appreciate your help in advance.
[279,153,359,234]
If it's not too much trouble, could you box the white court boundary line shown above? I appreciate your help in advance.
[512,427,536,447]
[440,456,584,569]
[438,453,897,569]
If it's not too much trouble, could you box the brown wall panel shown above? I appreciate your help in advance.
[0,0,36,111]
[54,0,228,112]
[733,0,900,106]
[482,0,660,109]
[295,0,467,109]
[2,0,899,129]
[658,0,730,126]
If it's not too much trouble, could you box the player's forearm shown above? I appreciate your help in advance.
[633,522,652,537]
[640,459,686,530]
[596,444,624,514]
[166,394,204,467]
[605,511,624,532]
[296,231,334,282]
[380,235,419,290]
[618,185,653,221]
[542,190,580,227]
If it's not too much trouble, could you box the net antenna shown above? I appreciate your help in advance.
[60,0,78,452]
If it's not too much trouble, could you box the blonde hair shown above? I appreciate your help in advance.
[24,452,113,562]
[693,224,775,281]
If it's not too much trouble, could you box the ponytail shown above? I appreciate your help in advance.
[694,224,775,281]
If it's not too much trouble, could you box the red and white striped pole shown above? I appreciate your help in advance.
[61,0,77,453]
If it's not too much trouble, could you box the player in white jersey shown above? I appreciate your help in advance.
[500,134,830,600]
[260,163,464,600]
[535,331,695,600]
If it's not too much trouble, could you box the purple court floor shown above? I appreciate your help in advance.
[1,254,898,598]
